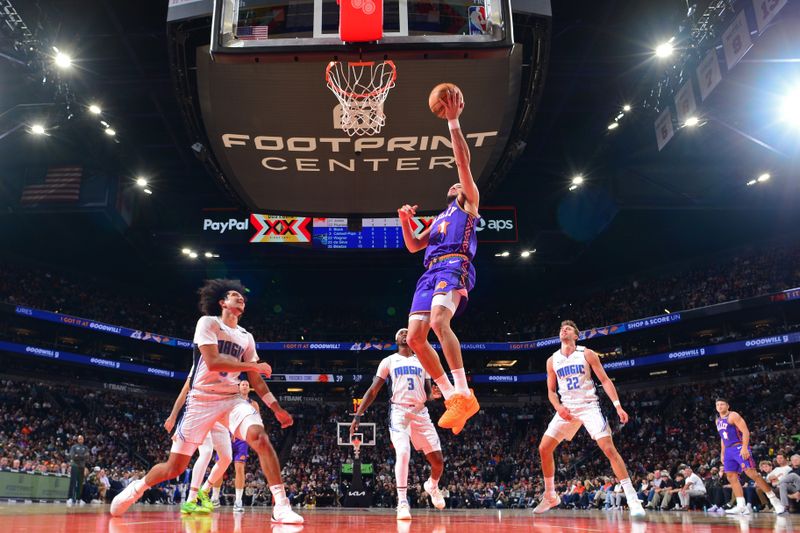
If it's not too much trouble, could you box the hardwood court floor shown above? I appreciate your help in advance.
[0,504,797,532]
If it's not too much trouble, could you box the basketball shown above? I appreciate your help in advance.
[429,82,462,119]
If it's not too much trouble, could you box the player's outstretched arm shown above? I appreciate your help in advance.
[440,89,479,210]
[398,204,431,253]
[546,357,572,421]
[164,375,191,433]
[350,376,386,436]
[586,349,629,424]
[247,371,293,429]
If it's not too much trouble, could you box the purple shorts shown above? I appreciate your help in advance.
[723,445,756,473]
[410,257,475,316]
[232,438,249,463]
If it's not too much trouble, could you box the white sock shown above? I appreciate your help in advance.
[434,374,456,400]
[428,476,439,488]
[270,484,289,507]
[736,496,745,508]
[235,488,243,503]
[451,368,469,396]
[620,478,638,504]
[544,476,555,495]
[397,486,408,503]
[211,486,220,500]
[188,487,198,502]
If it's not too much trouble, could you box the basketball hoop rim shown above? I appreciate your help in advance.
[325,60,397,99]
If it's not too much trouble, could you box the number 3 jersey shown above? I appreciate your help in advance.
[552,346,599,408]
[376,353,428,406]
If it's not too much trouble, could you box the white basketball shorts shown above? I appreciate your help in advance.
[171,391,262,455]
[389,403,441,455]
[544,403,611,443]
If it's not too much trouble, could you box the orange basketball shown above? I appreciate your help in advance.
[428,83,462,119]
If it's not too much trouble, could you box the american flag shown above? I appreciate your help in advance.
[236,25,269,40]
[20,166,82,204]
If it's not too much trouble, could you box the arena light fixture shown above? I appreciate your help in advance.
[568,184,579,191]
[135,177,148,187]
[571,175,584,185]
[104,127,116,137]
[623,104,632,112]
[29,124,46,135]
[607,122,619,130]
[757,173,771,182]
[494,251,511,257]
[746,179,757,186]
[143,188,153,195]
[655,42,674,58]
[181,248,191,255]
[204,252,213,258]
[53,48,72,69]
[780,88,800,128]
[188,251,198,259]
[287,388,303,392]
[89,104,102,115]
[684,116,699,127]
[520,250,535,258]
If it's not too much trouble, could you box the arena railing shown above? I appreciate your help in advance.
[6,286,800,352]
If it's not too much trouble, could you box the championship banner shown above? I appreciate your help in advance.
[674,81,698,126]
[250,214,312,243]
[654,108,675,151]
[722,10,753,71]
[697,48,723,101]
[753,0,787,34]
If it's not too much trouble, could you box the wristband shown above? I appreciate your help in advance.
[260,392,277,407]
[448,118,460,131]
[612,400,621,407]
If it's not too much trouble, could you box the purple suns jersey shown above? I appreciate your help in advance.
[716,415,744,446]
[423,199,479,268]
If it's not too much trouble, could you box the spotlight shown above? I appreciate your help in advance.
[746,179,757,186]
[189,251,198,259]
[571,175,584,186]
[655,42,674,58]
[684,116,699,127]
[89,104,102,115]
[494,251,510,257]
[143,188,152,195]
[623,104,632,112]
[54,51,72,69]
[204,252,213,258]
[104,128,116,137]
[607,122,619,130]
[30,124,46,135]
[569,184,579,191]
[520,251,532,258]
[135,177,148,187]
[181,248,191,255]
[780,88,800,127]
[757,173,770,182]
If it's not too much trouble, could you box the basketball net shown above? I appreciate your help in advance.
[326,60,396,136]
[352,438,362,459]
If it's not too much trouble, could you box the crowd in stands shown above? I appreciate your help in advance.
[2,242,800,344]
[1,369,798,512]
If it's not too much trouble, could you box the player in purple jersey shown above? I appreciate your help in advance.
[715,398,785,515]
[398,88,480,435]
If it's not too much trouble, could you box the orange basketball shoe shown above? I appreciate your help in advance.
[437,389,479,434]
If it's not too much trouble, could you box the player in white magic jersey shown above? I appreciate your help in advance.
[533,320,645,518]
[111,279,303,524]
[350,328,445,520]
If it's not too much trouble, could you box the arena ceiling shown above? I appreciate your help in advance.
[1,0,799,292]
